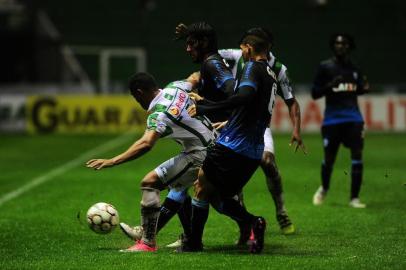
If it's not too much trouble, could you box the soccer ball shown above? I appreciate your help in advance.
[86,202,119,234]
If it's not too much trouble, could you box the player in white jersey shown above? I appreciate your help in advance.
[86,72,215,252]
[217,28,305,236]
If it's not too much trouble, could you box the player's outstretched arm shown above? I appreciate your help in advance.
[285,98,306,154]
[86,130,160,170]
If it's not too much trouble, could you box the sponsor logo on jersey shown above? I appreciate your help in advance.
[169,106,180,116]
[168,91,188,117]
[332,83,357,92]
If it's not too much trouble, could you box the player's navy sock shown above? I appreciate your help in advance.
[215,197,256,225]
[178,195,192,237]
[156,198,182,233]
[321,162,333,191]
[190,199,209,246]
[351,160,363,199]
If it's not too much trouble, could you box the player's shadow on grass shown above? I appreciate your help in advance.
[205,244,326,257]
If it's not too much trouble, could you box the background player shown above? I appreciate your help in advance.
[86,72,215,252]
[218,27,304,235]
[311,33,370,208]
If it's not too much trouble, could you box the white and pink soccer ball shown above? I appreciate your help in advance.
[86,202,119,234]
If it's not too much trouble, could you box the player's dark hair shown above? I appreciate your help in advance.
[128,72,157,96]
[329,33,356,50]
[240,35,269,55]
[185,21,218,53]
[240,27,274,48]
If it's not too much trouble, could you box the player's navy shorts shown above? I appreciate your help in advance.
[321,122,364,150]
[202,143,260,197]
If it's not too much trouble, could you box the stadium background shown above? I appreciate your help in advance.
[0,1,405,269]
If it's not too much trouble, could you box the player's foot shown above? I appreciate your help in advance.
[175,238,203,252]
[313,186,327,205]
[166,233,186,248]
[276,212,295,235]
[235,223,251,246]
[248,216,266,254]
[120,240,157,252]
[119,223,143,241]
[349,198,366,208]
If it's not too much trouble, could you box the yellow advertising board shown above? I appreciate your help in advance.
[26,95,147,133]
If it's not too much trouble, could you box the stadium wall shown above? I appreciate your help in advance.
[1,94,406,134]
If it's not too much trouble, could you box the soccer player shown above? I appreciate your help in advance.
[179,33,285,254]
[311,33,370,208]
[86,72,216,252]
[218,27,303,236]
[119,22,236,248]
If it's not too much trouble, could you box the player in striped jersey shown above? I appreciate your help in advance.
[217,28,304,236]
[86,72,215,252]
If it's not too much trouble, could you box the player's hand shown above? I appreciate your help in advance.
[212,121,227,130]
[189,92,204,102]
[289,131,307,154]
[186,71,200,87]
[174,23,188,40]
[187,104,197,117]
[86,159,115,170]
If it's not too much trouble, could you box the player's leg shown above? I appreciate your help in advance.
[345,123,366,208]
[261,127,294,233]
[202,144,265,253]
[177,168,213,252]
[313,125,340,205]
[165,190,192,248]
[123,170,164,252]
[157,188,189,234]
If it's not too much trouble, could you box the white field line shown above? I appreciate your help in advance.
[0,132,135,207]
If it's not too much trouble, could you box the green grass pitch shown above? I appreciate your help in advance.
[0,133,405,269]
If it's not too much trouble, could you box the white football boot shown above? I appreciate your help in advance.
[312,186,327,205]
[349,198,367,208]
[119,223,143,241]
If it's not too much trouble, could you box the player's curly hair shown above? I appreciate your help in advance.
[329,33,356,50]
[181,22,218,53]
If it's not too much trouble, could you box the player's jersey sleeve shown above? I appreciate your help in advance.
[164,80,193,93]
[218,49,242,62]
[146,112,173,137]
[311,63,329,99]
[276,64,294,100]
[204,59,235,96]
[239,61,259,91]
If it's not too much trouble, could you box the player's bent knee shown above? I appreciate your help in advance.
[140,187,160,208]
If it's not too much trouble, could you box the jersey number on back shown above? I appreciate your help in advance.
[268,82,277,114]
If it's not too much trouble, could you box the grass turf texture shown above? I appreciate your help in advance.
[0,133,405,270]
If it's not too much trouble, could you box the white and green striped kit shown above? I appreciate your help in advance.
[147,81,215,188]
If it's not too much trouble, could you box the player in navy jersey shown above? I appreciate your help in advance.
[178,33,279,254]
[149,22,236,248]
[312,33,370,208]
[218,27,303,238]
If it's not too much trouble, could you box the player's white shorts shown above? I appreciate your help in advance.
[264,127,275,153]
[155,150,206,190]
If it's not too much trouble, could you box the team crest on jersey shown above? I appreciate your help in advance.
[353,72,358,80]
[169,106,180,116]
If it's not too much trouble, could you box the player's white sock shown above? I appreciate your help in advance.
[140,187,160,246]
